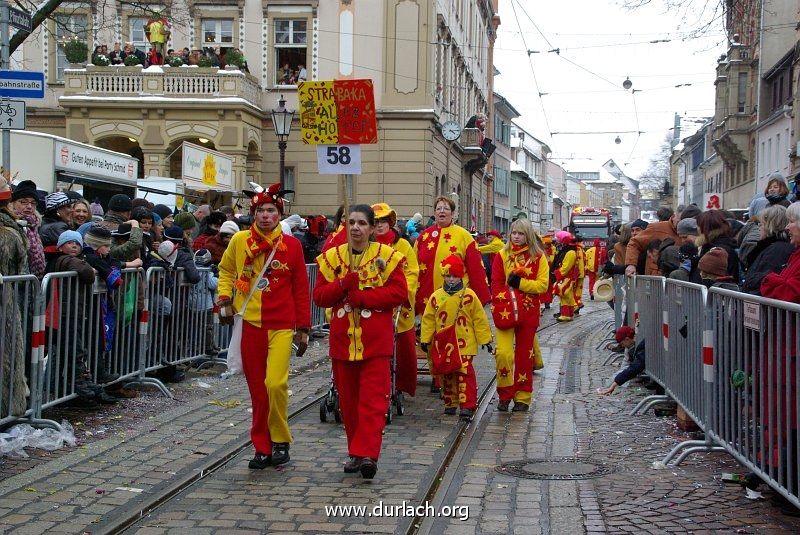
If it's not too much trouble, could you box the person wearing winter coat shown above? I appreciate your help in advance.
[696,210,740,281]
[761,202,800,300]
[0,175,29,417]
[188,249,219,356]
[39,192,77,260]
[206,220,238,265]
[11,180,46,279]
[192,211,227,252]
[162,224,201,284]
[739,194,769,269]
[742,205,794,295]
[624,214,679,276]
[405,212,423,241]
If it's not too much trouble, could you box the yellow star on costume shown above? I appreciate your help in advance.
[517,373,528,383]
[427,241,435,250]
[499,310,510,320]
[421,232,429,241]
[495,291,507,301]
[419,263,428,272]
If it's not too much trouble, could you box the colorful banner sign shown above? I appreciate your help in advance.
[298,79,377,145]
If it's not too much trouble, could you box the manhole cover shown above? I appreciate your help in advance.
[495,458,611,480]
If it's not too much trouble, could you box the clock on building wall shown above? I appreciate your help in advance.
[441,120,462,142]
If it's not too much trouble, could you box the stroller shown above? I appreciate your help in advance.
[319,308,404,424]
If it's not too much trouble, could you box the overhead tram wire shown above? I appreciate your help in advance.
[509,0,552,137]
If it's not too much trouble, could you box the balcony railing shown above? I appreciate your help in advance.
[63,66,263,109]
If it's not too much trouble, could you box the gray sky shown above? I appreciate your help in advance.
[493,0,726,178]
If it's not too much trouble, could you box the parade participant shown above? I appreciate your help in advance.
[584,238,606,300]
[322,205,347,252]
[552,230,579,322]
[414,196,490,315]
[420,255,492,421]
[490,219,549,412]
[313,204,408,479]
[541,233,556,310]
[573,238,586,312]
[478,229,504,281]
[216,183,310,470]
[372,202,419,396]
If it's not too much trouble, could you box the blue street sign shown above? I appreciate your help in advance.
[0,70,44,99]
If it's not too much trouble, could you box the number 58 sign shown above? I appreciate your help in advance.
[316,145,361,175]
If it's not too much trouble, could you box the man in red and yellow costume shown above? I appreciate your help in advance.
[217,183,310,470]
[552,230,579,322]
[584,238,606,300]
[573,239,586,312]
[372,202,419,396]
[313,204,408,479]
[490,219,549,412]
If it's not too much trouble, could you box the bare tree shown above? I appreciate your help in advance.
[637,133,673,193]
[619,0,728,39]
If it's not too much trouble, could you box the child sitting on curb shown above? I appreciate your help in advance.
[596,326,644,395]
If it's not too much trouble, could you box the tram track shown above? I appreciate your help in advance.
[104,316,561,534]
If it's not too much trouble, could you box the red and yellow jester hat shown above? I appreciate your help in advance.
[440,254,465,278]
[244,183,294,215]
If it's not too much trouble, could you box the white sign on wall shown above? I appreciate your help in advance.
[316,145,362,175]
[181,142,233,190]
[54,141,138,182]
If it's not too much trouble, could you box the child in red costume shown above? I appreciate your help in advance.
[313,204,408,479]
[217,183,310,470]
[420,254,493,421]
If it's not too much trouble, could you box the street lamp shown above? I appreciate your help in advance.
[622,77,632,90]
[271,94,295,189]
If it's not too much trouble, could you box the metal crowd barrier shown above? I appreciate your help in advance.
[625,275,800,509]
[707,287,800,509]
[0,274,39,429]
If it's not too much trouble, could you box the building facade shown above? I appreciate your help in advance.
[490,92,520,233]
[17,0,498,222]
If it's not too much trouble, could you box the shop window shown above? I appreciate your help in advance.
[275,19,307,86]
[54,14,88,82]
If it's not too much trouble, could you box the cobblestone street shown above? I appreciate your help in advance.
[2,299,800,534]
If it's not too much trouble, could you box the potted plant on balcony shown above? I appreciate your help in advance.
[197,56,213,68]
[123,54,142,67]
[64,38,88,68]
[224,49,245,70]
[167,56,184,67]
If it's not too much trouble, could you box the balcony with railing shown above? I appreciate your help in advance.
[61,66,263,110]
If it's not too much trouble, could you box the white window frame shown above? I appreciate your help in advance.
[201,18,234,47]
[55,14,88,82]
[128,17,149,52]
[274,19,307,86]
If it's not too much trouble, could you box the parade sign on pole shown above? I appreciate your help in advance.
[298,79,377,175]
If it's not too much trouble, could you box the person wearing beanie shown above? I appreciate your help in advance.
[629,219,648,236]
[405,211,424,241]
[491,218,549,413]
[698,247,739,290]
[371,201,419,398]
[597,327,645,395]
[0,172,28,415]
[206,219,238,264]
[100,193,143,264]
[676,218,698,243]
[764,172,791,207]
[421,253,492,420]
[313,204,406,479]
[625,211,680,277]
[89,197,104,217]
[193,211,227,251]
[84,226,113,253]
[152,204,174,227]
[173,211,196,232]
[679,204,703,220]
[739,194,770,267]
[131,198,153,211]
[219,182,311,471]
[163,224,185,242]
[188,248,220,358]
[39,192,78,259]
[11,180,46,279]
[45,226,119,401]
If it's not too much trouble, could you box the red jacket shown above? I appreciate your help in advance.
[761,246,800,302]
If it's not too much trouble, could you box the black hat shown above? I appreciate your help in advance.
[630,219,649,230]
[108,194,133,212]
[206,211,227,227]
[65,191,84,202]
[164,224,185,242]
[11,180,38,202]
[153,204,173,219]
[112,223,132,237]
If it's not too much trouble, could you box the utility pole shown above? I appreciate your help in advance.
[1,0,10,172]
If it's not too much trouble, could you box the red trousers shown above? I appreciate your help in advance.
[241,322,293,455]
[395,329,417,396]
[332,356,390,460]
[542,282,554,305]
[495,323,536,404]
[442,356,477,410]
[587,271,598,297]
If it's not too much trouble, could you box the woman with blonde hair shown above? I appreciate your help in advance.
[489,218,549,412]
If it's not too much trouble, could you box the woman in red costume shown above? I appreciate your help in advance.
[313,204,408,479]
[490,218,549,412]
